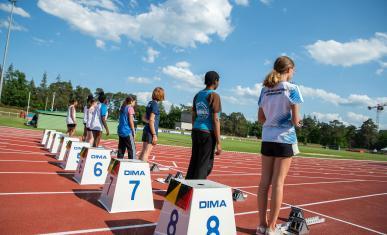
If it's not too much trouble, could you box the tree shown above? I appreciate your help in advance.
[345,125,357,149]
[248,121,262,138]
[358,119,378,149]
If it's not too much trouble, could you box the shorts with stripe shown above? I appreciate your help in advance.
[261,141,299,157]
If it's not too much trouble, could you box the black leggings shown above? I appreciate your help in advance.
[117,135,136,159]
[185,129,216,179]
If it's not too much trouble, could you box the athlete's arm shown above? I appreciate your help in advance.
[129,113,135,136]
[258,107,266,124]
[149,112,157,145]
[291,104,302,127]
[213,112,222,155]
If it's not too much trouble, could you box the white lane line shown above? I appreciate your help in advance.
[282,202,387,235]
[0,159,49,163]
[0,189,166,196]
[0,172,73,175]
[41,223,158,235]
[0,151,47,155]
[0,191,100,196]
[235,192,387,215]
[172,161,178,167]
[151,155,155,160]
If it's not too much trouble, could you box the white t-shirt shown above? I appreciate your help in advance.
[66,105,76,125]
[83,105,88,124]
[258,81,303,144]
[89,103,108,131]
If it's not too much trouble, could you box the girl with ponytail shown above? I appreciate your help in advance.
[256,56,303,235]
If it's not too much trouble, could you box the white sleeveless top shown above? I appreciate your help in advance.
[89,103,108,131]
[66,105,76,124]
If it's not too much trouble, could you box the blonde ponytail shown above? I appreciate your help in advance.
[263,69,281,88]
[263,56,295,88]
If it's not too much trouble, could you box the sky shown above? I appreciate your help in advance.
[0,0,386,129]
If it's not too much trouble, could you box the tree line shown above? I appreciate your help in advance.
[1,65,386,150]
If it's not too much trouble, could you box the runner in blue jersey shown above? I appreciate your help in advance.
[256,56,303,235]
[117,96,136,159]
[139,87,165,162]
[186,71,222,179]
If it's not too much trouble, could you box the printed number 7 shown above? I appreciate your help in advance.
[129,180,140,200]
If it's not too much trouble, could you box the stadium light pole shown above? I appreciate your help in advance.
[0,0,17,103]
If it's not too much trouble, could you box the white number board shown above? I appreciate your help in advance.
[61,141,91,170]
[73,147,111,185]
[98,158,154,213]
[56,137,80,160]
[154,179,236,235]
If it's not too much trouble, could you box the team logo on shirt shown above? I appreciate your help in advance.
[196,101,209,120]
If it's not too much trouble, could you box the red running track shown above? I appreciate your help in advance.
[0,126,386,234]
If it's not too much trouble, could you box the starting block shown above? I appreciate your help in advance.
[156,172,184,184]
[73,147,111,185]
[41,129,55,145]
[98,158,154,213]
[232,189,247,201]
[154,178,236,235]
[49,132,65,154]
[56,136,79,160]
[278,207,325,235]
[61,141,91,170]
[150,163,160,172]
[45,131,61,150]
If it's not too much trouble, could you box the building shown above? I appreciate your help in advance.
[175,111,192,130]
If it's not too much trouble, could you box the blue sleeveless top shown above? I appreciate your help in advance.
[117,105,132,137]
[193,89,216,131]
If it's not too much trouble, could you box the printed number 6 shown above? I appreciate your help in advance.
[94,162,103,176]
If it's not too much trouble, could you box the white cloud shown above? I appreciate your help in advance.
[96,39,106,49]
[78,0,120,11]
[0,19,27,31]
[142,47,160,63]
[0,3,30,18]
[32,37,54,45]
[37,0,233,48]
[233,83,263,99]
[310,112,348,125]
[376,61,387,75]
[129,0,138,8]
[128,76,161,84]
[347,112,369,123]
[234,0,249,6]
[133,91,152,105]
[162,61,203,90]
[263,59,271,66]
[306,32,387,67]
[162,100,173,113]
[299,85,387,107]
[260,0,272,6]
[228,83,387,108]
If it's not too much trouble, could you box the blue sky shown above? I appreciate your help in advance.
[0,0,386,129]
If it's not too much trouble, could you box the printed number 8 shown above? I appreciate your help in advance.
[206,215,220,235]
[167,209,179,235]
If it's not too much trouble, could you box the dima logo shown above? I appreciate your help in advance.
[199,200,227,209]
[91,155,107,159]
[124,170,145,176]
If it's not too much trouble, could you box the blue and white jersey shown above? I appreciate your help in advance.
[258,81,303,144]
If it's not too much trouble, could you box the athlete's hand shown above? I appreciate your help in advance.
[215,143,222,155]
[105,130,110,136]
[152,135,158,146]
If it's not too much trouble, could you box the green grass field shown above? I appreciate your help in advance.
[1,116,386,161]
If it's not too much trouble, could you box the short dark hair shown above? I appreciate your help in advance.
[204,71,220,86]
[98,92,107,103]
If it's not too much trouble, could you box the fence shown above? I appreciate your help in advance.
[0,111,19,118]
